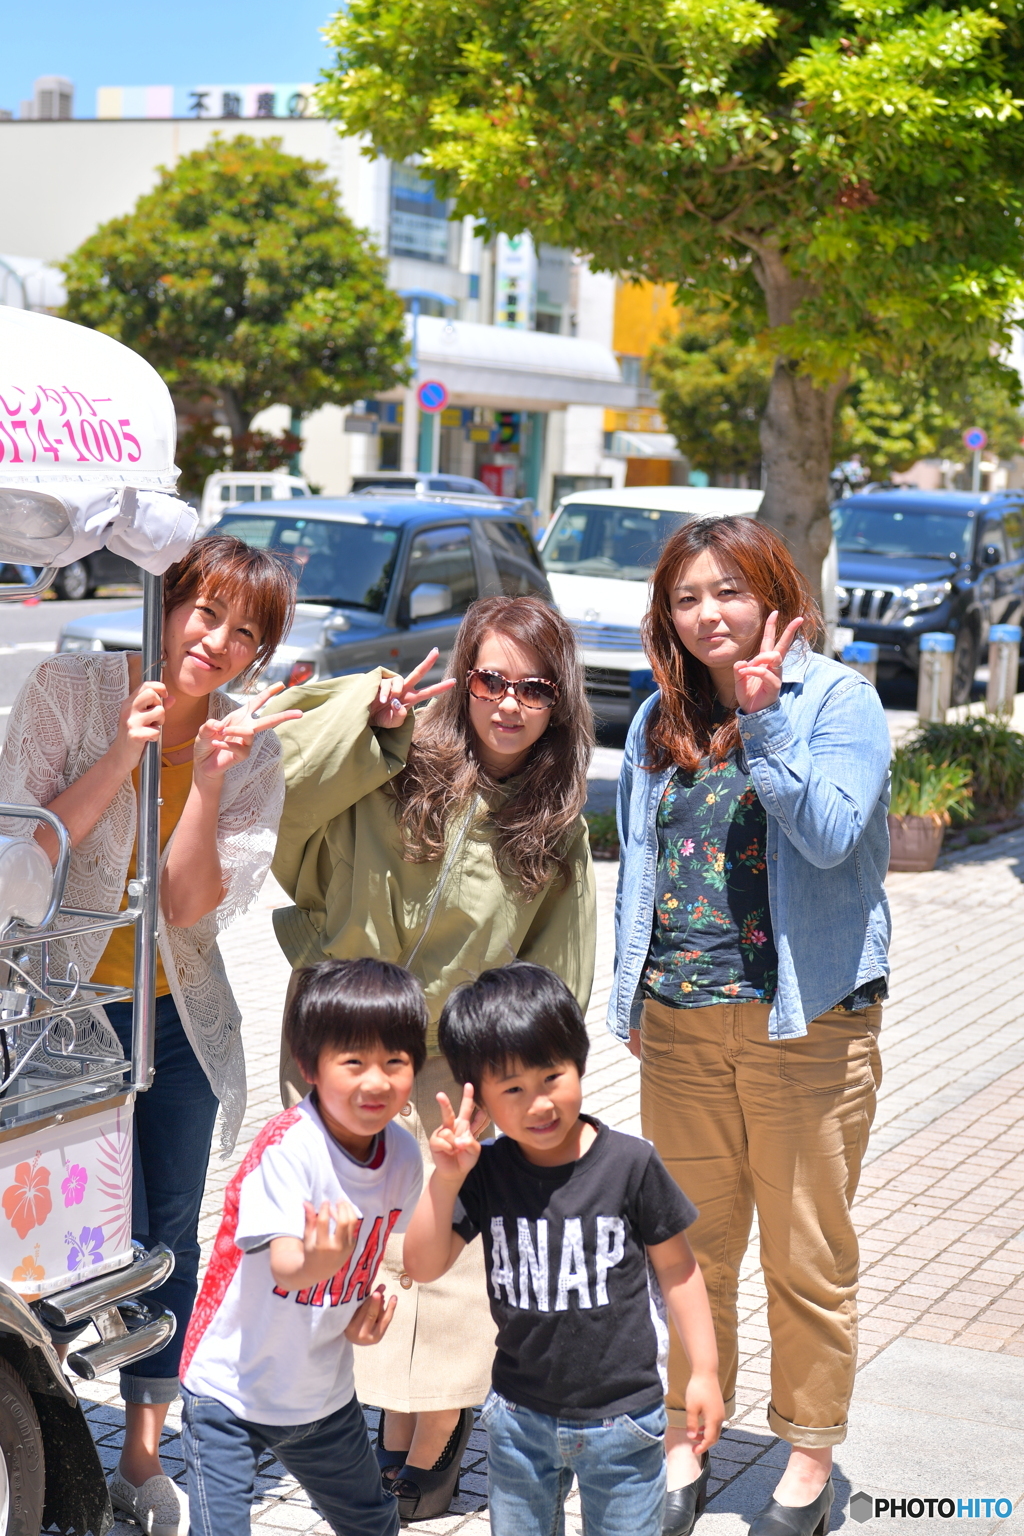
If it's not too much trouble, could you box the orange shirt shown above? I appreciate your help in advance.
[92,744,196,996]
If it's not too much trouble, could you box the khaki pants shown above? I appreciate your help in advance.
[279,985,496,1413]
[640,998,882,1448]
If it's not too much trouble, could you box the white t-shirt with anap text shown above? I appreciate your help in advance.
[182,1097,422,1425]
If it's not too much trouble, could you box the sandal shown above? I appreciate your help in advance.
[391,1407,475,1523]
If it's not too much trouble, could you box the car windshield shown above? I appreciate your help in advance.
[832,503,974,561]
[214,514,400,611]
[541,504,687,580]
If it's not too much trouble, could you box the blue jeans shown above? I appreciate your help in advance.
[182,1388,400,1536]
[107,995,219,1403]
[479,1391,667,1536]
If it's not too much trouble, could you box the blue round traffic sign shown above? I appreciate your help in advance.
[417,380,449,414]
[962,427,987,451]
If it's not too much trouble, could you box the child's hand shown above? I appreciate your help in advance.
[684,1370,725,1455]
[269,1197,361,1289]
[429,1085,483,1185]
[345,1285,398,1345]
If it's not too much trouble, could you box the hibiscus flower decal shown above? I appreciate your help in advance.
[66,1225,105,1271]
[61,1163,88,1208]
[2,1156,52,1240]
[12,1246,45,1284]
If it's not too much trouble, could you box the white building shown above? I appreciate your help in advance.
[0,91,636,509]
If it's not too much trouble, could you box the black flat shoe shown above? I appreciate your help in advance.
[748,1478,834,1536]
[392,1407,475,1523]
[663,1451,709,1536]
[374,1412,408,1483]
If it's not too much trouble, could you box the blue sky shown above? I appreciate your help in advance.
[1,0,337,118]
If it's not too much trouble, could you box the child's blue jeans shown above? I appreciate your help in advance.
[479,1390,667,1536]
[182,1388,400,1536]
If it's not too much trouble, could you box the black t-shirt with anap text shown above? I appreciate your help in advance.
[452,1117,698,1420]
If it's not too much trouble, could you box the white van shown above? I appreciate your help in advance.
[200,471,311,529]
[537,486,839,723]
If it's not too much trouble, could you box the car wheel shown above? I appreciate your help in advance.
[0,1357,46,1534]
[52,561,92,601]
[950,627,978,706]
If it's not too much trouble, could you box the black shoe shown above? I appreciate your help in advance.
[663,1451,710,1536]
[749,1478,834,1536]
[392,1407,475,1523]
[374,1413,408,1484]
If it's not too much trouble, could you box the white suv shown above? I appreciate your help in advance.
[538,486,839,723]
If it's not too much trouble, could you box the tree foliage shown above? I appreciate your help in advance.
[61,135,409,451]
[651,297,1023,484]
[321,0,1024,588]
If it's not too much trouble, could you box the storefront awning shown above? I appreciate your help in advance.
[403,315,638,410]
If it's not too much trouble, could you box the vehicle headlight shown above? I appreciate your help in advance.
[900,580,951,613]
[58,636,104,652]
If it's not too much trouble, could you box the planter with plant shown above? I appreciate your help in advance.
[585,811,620,862]
[903,717,1024,826]
[888,748,974,872]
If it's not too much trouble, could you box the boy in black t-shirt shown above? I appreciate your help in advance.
[403,963,724,1536]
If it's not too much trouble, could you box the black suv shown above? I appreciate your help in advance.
[834,489,1024,704]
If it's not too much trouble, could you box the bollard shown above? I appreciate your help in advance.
[986,623,1021,717]
[917,632,955,723]
[842,640,879,687]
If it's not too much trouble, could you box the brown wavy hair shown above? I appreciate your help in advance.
[388,595,594,898]
[642,516,822,773]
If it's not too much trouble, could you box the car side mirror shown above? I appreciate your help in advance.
[408,582,453,621]
[982,544,1002,566]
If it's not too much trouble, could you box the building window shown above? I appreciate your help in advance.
[534,311,562,334]
[389,163,451,264]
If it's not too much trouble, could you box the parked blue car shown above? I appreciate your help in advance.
[56,492,552,687]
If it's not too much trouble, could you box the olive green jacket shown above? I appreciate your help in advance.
[271,670,596,1051]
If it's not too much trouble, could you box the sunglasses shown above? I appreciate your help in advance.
[466,668,559,711]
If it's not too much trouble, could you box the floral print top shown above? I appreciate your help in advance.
[643,757,778,1007]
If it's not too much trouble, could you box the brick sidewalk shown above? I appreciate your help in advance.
[81,828,1024,1535]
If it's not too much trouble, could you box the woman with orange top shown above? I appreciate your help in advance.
[0,533,298,1536]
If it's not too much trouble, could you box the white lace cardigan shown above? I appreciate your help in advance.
[0,652,285,1154]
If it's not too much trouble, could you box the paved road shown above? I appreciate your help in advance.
[0,592,140,745]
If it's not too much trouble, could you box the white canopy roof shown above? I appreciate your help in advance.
[407,315,637,410]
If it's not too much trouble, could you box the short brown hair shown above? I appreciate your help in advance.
[163,533,297,686]
[642,516,822,774]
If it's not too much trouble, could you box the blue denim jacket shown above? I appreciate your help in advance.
[608,644,892,1043]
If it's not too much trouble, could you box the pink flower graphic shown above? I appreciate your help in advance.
[61,1164,88,1208]
[680,839,695,856]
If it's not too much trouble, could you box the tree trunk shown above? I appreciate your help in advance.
[758,360,839,606]
[218,386,248,461]
[747,242,846,605]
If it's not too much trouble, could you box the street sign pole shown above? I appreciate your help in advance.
[397,289,455,478]
[963,427,987,493]
[972,449,981,494]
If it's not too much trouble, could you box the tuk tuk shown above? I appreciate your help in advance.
[0,308,198,1534]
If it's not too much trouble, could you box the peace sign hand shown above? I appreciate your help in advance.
[733,611,804,716]
[192,682,304,784]
[429,1084,483,1186]
[369,649,457,730]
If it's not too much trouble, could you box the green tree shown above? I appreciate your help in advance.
[61,135,409,459]
[321,0,1024,595]
[648,298,766,483]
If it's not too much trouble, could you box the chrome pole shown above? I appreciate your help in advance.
[132,568,163,1092]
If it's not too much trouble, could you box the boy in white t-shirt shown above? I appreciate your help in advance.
[181,958,426,1536]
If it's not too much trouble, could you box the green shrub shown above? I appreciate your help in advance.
[889,749,973,823]
[903,716,1024,821]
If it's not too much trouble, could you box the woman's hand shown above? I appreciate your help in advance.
[733,611,804,715]
[626,1029,642,1061]
[370,649,457,730]
[429,1085,483,1186]
[112,679,175,771]
[192,683,303,788]
[345,1285,398,1345]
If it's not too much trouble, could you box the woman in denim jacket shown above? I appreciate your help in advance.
[610,517,890,1536]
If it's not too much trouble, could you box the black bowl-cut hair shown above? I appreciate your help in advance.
[285,958,428,1081]
[437,963,589,1094]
